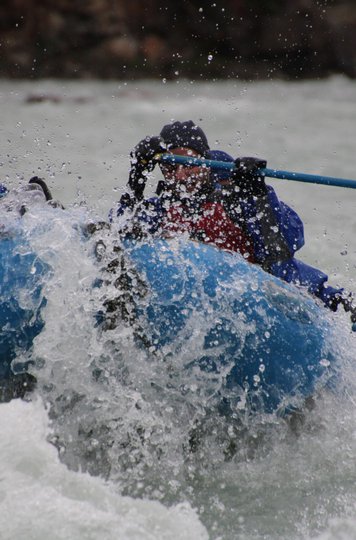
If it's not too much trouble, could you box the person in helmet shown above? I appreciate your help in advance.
[113,120,355,322]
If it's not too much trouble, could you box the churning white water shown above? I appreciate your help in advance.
[1,76,356,540]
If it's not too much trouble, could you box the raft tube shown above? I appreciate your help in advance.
[0,234,47,382]
[124,239,337,415]
[0,229,338,414]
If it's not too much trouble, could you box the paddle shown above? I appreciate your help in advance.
[158,153,356,190]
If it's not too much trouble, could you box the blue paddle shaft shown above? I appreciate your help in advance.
[158,153,356,190]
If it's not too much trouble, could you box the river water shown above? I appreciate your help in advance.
[1,76,356,540]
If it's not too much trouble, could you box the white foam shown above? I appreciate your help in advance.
[0,398,208,540]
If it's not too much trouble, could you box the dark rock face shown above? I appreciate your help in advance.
[1,0,356,79]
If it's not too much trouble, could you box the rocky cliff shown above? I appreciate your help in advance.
[1,0,356,79]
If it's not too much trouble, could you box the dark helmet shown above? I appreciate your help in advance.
[160,120,210,157]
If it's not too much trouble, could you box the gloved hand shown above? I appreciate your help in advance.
[128,136,166,200]
[232,157,267,198]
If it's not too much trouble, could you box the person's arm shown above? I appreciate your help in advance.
[269,256,356,323]
[128,136,166,201]
[223,157,303,268]
[222,158,356,324]
[111,136,166,222]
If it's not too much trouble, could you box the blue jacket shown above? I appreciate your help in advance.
[240,188,342,305]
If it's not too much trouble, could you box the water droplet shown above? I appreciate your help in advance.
[253,374,260,385]
[320,358,330,367]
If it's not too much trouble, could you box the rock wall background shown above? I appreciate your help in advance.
[1,0,356,79]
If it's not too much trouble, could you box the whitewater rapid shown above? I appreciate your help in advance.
[1,76,356,540]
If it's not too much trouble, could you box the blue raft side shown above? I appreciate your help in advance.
[125,239,337,414]
[0,235,47,379]
[0,229,337,414]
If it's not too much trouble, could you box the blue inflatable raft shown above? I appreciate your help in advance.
[0,224,337,414]
[122,239,337,415]
[0,232,46,381]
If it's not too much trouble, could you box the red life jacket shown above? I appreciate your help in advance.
[163,201,255,262]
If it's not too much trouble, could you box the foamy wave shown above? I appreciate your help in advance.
[0,398,208,540]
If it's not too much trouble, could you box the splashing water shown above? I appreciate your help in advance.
[1,77,356,539]
[2,202,352,540]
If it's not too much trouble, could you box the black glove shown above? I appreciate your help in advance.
[232,157,267,198]
[128,136,166,200]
